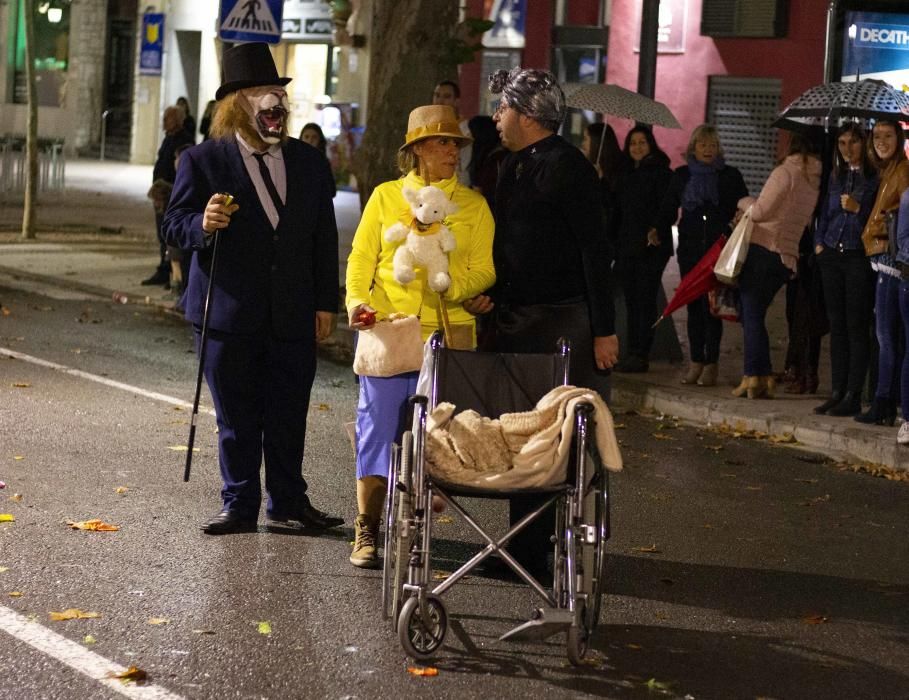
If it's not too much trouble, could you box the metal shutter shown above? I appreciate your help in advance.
[707,76,782,196]
[701,0,789,38]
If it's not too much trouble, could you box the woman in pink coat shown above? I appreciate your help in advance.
[733,132,823,399]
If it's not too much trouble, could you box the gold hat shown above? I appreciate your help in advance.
[400,105,471,151]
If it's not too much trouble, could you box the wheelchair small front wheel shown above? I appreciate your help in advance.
[398,594,447,660]
[566,617,590,666]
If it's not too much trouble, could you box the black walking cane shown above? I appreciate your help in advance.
[184,193,233,482]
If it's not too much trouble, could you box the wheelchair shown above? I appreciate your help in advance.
[382,332,614,666]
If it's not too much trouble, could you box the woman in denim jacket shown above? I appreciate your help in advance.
[813,124,879,416]
[855,120,909,425]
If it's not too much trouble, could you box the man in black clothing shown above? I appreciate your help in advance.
[466,67,619,581]
[142,105,194,287]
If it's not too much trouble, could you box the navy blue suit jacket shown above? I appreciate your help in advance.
[163,137,339,342]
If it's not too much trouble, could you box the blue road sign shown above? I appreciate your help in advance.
[219,0,284,44]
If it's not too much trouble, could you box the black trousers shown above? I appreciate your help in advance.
[816,248,875,394]
[493,299,611,574]
[618,251,670,360]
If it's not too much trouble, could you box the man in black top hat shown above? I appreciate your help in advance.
[163,42,342,535]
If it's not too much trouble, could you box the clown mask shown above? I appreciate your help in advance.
[240,86,290,145]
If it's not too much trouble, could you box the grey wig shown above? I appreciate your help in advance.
[488,68,566,132]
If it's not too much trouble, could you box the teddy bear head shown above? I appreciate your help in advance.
[402,185,459,225]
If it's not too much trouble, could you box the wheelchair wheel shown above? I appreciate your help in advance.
[398,594,447,660]
[580,470,609,631]
[392,432,414,626]
[381,444,401,621]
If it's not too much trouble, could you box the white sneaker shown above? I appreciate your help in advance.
[897,422,909,445]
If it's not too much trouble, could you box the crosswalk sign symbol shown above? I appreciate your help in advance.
[219,0,284,44]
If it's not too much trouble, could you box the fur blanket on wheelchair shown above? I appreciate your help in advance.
[424,385,623,489]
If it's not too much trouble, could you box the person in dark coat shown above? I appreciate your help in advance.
[163,43,342,535]
[612,126,673,373]
[464,67,618,583]
[176,96,196,141]
[652,124,748,387]
[142,105,194,287]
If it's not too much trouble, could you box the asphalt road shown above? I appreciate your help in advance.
[1,281,908,700]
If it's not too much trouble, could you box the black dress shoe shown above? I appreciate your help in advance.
[201,510,258,535]
[828,391,862,416]
[266,502,344,531]
[141,269,170,286]
[814,391,844,415]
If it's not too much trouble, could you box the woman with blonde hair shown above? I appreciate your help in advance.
[652,124,748,386]
[345,105,495,568]
[854,119,909,424]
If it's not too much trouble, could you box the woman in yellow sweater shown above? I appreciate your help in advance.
[345,105,495,568]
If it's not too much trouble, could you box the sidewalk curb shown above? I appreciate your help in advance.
[612,380,909,472]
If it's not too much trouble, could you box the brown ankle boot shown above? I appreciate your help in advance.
[350,514,379,569]
[698,363,718,387]
[746,376,765,399]
[763,375,777,399]
[731,376,751,397]
[681,362,704,385]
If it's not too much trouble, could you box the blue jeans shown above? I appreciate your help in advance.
[873,272,902,400]
[902,280,909,418]
[738,244,790,376]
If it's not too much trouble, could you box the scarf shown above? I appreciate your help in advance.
[681,155,724,211]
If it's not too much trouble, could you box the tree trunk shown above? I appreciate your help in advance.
[22,0,39,240]
[355,0,460,209]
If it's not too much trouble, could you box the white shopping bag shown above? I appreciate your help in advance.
[714,205,753,285]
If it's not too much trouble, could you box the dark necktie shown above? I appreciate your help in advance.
[252,152,284,216]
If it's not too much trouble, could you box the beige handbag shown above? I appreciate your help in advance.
[353,314,424,377]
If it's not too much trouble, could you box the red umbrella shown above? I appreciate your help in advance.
[652,235,727,327]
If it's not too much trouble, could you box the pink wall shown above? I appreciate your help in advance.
[606,0,828,167]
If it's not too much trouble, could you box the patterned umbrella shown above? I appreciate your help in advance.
[564,83,682,129]
[776,79,909,130]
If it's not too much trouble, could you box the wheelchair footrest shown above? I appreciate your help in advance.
[499,608,574,643]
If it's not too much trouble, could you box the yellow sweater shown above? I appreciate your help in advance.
[346,171,495,340]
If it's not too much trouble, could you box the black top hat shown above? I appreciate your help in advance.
[216,43,291,101]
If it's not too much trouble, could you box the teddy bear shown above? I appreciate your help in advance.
[384,185,458,293]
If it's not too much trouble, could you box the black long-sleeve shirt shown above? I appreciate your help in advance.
[492,134,615,337]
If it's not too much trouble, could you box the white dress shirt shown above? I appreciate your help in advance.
[236,132,287,229]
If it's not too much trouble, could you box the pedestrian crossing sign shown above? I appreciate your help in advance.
[219,0,284,44]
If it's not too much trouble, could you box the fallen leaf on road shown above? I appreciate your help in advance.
[432,570,451,581]
[0,307,10,316]
[9,494,22,503]
[83,635,96,645]
[652,433,674,440]
[703,523,714,529]
[114,487,128,495]
[407,667,439,677]
[191,629,216,635]
[800,494,831,507]
[107,666,147,683]
[147,617,170,625]
[745,485,763,491]
[167,446,199,452]
[50,609,100,621]
[171,406,185,411]
[626,643,642,650]
[795,478,819,484]
[317,403,331,411]
[0,514,15,522]
[13,456,24,461]
[257,621,272,635]
[9,591,23,597]
[633,544,661,554]
[68,519,120,531]
[613,422,626,429]
[645,678,672,691]
[11,383,30,388]
[435,516,453,524]
[703,444,724,452]
[769,433,797,444]
[803,614,829,624]
[0,567,8,573]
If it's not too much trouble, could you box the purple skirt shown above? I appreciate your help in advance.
[355,371,419,479]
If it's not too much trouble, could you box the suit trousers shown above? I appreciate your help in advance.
[197,326,317,518]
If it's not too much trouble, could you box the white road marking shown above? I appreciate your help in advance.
[0,347,215,416]
[0,605,186,700]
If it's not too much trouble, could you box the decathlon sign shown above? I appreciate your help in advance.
[219,0,284,44]
[855,23,909,50]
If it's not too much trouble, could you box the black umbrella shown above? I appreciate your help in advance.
[775,79,909,132]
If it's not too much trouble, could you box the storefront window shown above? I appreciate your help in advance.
[13,0,71,106]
